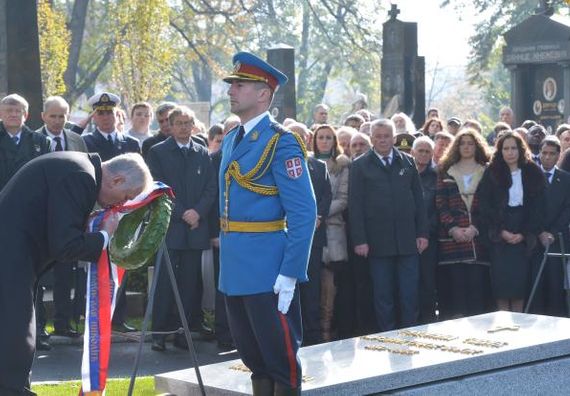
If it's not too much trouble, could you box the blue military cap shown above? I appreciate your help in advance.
[88,92,121,111]
[223,52,288,91]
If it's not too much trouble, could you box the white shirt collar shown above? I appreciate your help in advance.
[99,130,118,139]
[242,111,269,135]
[373,148,393,162]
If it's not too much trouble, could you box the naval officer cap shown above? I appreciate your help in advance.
[223,52,288,91]
[88,92,121,111]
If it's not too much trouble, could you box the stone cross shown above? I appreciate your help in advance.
[388,3,400,21]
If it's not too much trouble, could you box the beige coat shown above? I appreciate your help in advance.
[323,154,350,263]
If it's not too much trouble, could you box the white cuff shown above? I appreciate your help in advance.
[100,230,109,249]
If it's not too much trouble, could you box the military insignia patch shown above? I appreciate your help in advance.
[285,157,303,179]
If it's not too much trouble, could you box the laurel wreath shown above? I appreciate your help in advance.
[109,194,173,270]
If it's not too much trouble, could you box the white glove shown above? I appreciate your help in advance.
[273,274,297,314]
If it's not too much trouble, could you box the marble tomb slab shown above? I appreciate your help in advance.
[155,311,570,395]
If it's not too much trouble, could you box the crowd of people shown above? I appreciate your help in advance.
[1,90,570,355]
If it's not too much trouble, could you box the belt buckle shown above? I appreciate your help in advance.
[220,217,229,232]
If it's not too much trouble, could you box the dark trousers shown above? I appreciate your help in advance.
[369,254,419,331]
[349,248,376,337]
[212,246,233,344]
[438,263,490,319]
[300,246,322,345]
[334,260,355,339]
[529,248,567,316]
[112,272,129,325]
[152,248,203,338]
[419,239,438,324]
[53,261,76,330]
[225,290,302,389]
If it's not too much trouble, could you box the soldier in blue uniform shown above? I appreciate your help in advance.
[219,52,317,395]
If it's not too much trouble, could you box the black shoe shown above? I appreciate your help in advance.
[112,322,137,333]
[151,338,166,352]
[38,328,51,340]
[173,335,189,350]
[217,341,235,351]
[52,327,81,338]
[36,338,52,351]
[191,322,215,339]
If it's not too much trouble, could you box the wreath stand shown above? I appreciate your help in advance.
[127,242,206,396]
[525,232,570,316]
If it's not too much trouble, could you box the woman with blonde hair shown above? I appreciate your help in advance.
[312,124,350,341]
[436,128,491,319]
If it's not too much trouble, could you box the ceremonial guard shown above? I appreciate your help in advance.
[219,52,317,395]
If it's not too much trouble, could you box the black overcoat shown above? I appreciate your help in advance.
[147,137,216,250]
[308,157,332,248]
[0,152,105,390]
[348,148,428,257]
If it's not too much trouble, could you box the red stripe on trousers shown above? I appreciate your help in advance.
[278,312,297,388]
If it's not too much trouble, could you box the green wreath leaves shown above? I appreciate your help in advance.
[109,194,173,270]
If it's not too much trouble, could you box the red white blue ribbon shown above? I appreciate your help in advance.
[80,182,173,394]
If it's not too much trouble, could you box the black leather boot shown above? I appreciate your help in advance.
[274,381,301,396]
[251,377,275,396]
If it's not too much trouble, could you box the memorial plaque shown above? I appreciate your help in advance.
[155,312,570,395]
[503,12,570,127]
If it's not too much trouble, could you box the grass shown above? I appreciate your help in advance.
[32,376,156,396]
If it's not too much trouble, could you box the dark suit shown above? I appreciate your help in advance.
[82,129,141,161]
[0,152,104,392]
[82,128,140,325]
[142,131,167,160]
[38,126,88,332]
[349,148,428,331]
[147,137,216,335]
[301,157,331,344]
[530,168,570,316]
[0,122,51,191]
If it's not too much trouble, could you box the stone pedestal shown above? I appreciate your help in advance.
[266,45,296,123]
[155,312,570,395]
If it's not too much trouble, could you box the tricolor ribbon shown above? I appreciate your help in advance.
[80,182,173,395]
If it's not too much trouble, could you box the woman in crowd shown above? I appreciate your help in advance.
[313,124,350,341]
[421,117,444,139]
[477,132,545,312]
[435,129,491,319]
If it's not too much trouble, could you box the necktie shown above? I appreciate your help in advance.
[233,126,245,149]
[107,134,114,146]
[383,156,391,167]
[53,136,63,151]
[11,136,18,145]
[544,171,552,183]
[181,146,189,157]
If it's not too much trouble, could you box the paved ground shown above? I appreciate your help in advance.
[31,334,238,383]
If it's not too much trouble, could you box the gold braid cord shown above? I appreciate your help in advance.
[223,130,307,220]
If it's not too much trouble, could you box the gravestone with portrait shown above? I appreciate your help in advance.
[266,45,296,123]
[0,0,44,128]
[503,5,570,132]
[381,4,425,128]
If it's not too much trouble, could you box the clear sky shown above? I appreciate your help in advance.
[388,0,478,68]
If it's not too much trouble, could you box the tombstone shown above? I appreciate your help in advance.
[266,44,296,123]
[503,5,570,132]
[381,4,425,128]
[155,311,570,395]
[0,0,43,128]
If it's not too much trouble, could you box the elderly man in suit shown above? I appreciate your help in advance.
[0,94,51,191]
[0,152,152,395]
[530,137,570,316]
[349,119,428,331]
[146,106,217,351]
[34,96,89,346]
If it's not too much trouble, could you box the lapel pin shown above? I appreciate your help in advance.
[399,169,405,176]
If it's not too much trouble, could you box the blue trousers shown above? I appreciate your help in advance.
[369,254,419,331]
[225,289,302,388]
